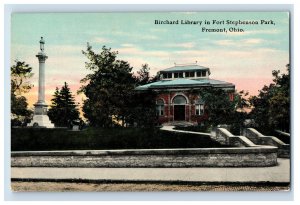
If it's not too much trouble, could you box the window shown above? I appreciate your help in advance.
[195,104,204,115]
[196,70,207,77]
[156,99,164,116]
[195,98,204,115]
[174,72,183,78]
[163,73,172,79]
[173,95,187,105]
[186,72,195,78]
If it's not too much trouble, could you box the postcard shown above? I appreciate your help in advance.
[10,12,290,192]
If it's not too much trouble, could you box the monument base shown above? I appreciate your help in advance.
[29,103,55,128]
[29,114,55,128]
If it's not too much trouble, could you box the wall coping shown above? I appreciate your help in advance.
[217,128,235,137]
[247,128,265,137]
[245,128,288,146]
[11,146,278,157]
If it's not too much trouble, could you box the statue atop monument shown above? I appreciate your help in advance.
[39,37,45,52]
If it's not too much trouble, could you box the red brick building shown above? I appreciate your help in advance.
[136,64,235,125]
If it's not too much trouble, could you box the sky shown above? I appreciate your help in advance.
[11,12,290,109]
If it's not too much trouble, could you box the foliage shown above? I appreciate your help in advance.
[136,63,160,85]
[11,60,33,125]
[11,60,34,95]
[127,90,158,128]
[11,127,227,151]
[197,87,236,126]
[230,90,251,134]
[249,64,290,133]
[79,45,136,127]
[136,64,151,85]
[191,88,250,134]
[128,64,159,127]
[48,82,80,127]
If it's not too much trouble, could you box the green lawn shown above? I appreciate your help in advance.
[11,127,226,151]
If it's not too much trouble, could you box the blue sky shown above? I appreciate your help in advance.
[11,12,290,107]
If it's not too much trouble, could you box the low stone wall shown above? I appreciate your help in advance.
[11,147,278,168]
[243,128,290,158]
[214,128,256,147]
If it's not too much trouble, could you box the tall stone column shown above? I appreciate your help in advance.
[29,37,54,128]
[37,51,47,105]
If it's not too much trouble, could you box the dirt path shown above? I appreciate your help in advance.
[11,181,289,192]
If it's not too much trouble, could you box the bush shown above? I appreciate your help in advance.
[11,127,226,151]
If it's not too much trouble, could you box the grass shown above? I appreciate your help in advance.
[11,127,226,151]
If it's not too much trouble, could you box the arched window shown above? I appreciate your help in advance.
[195,98,204,115]
[173,95,187,105]
[156,99,164,116]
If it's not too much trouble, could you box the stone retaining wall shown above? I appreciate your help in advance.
[11,147,278,168]
[243,128,290,158]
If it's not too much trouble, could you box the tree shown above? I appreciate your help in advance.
[193,87,250,134]
[231,90,250,134]
[136,64,151,85]
[249,64,290,133]
[197,87,236,127]
[136,63,160,85]
[11,60,33,125]
[79,45,136,127]
[268,65,290,131]
[48,82,80,127]
[127,90,158,128]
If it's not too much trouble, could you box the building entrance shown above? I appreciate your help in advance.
[174,105,185,121]
[172,95,187,121]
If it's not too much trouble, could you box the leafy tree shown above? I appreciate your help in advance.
[249,64,290,133]
[136,64,151,85]
[136,63,160,85]
[79,45,136,127]
[48,82,80,127]
[193,88,250,134]
[268,65,290,131]
[11,60,33,125]
[249,85,273,132]
[120,64,157,127]
[231,90,250,134]
[197,87,236,127]
[11,61,34,95]
[128,90,158,128]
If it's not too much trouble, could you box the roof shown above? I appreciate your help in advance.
[159,65,210,73]
[159,65,210,74]
[135,78,235,91]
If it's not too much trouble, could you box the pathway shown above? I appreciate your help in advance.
[160,125,211,136]
[11,158,290,183]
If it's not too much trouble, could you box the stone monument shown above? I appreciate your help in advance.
[29,37,54,128]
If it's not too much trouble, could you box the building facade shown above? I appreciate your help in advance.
[136,64,235,125]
